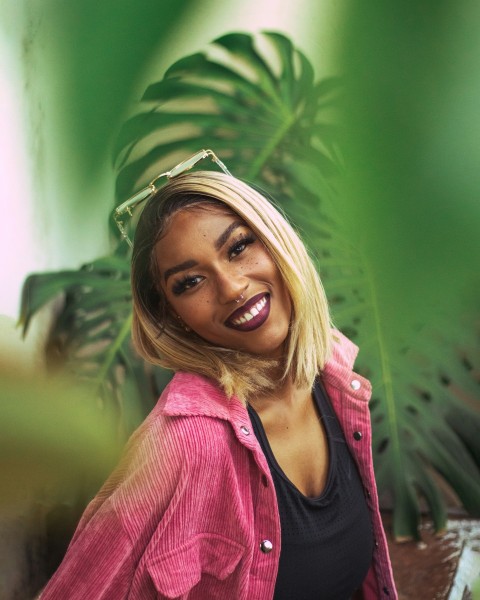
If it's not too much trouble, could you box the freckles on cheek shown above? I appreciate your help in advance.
[243,256,260,271]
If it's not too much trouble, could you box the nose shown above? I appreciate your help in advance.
[215,266,248,305]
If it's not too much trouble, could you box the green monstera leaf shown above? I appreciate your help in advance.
[20,256,170,439]
[289,161,480,537]
[21,30,480,539]
[113,31,340,208]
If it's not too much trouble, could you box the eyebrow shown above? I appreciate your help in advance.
[164,260,198,283]
[163,220,245,283]
[214,220,244,251]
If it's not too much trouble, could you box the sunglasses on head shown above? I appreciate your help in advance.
[114,149,231,247]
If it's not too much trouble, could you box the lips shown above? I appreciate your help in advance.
[225,293,271,332]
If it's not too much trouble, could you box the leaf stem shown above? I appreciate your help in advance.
[94,312,133,391]
[246,113,296,179]
[363,261,402,468]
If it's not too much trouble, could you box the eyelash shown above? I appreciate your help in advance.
[171,233,257,296]
[228,232,256,259]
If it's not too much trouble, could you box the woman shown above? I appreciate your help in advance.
[41,154,397,599]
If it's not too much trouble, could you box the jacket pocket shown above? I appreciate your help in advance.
[146,533,245,598]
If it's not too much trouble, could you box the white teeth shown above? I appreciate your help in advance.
[231,295,267,325]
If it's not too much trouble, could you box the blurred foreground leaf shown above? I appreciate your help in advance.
[28,0,194,185]
[335,1,480,537]
[0,370,122,511]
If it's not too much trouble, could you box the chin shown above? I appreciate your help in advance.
[249,336,288,360]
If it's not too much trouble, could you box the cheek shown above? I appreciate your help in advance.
[249,251,288,296]
[171,291,213,326]
[247,247,278,275]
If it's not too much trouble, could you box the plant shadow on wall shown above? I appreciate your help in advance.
[20,31,480,540]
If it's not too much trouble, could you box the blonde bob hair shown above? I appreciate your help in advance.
[131,170,332,402]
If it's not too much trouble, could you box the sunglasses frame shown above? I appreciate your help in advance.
[114,149,231,247]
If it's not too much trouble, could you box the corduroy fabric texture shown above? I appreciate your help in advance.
[40,330,397,600]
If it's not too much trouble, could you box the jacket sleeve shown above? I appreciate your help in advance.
[40,407,185,600]
[39,505,135,600]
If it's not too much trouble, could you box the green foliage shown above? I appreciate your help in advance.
[20,256,167,441]
[34,0,194,184]
[21,31,480,539]
[335,0,480,537]
[114,31,340,208]
[0,370,121,510]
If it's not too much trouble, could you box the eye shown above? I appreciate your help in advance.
[228,233,256,259]
[172,275,204,296]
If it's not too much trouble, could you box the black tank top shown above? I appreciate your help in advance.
[248,379,374,600]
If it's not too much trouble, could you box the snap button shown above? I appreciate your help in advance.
[383,587,390,595]
[240,425,250,435]
[353,431,363,441]
[260,539,273,554]
[350,379,361,391]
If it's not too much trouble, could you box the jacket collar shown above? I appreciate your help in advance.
[160,371,246,422]
[160,329,361,419]
[323,329,372,402]
[324,329,359,374]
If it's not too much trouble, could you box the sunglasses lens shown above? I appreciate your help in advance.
[168,150,208,178]
[115,186,153,216]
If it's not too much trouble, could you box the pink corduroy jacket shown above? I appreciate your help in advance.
[41,330,397,599]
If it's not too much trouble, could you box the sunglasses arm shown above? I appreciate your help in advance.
[113,184,156,248]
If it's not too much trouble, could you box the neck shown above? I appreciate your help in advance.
[249,375,310,413]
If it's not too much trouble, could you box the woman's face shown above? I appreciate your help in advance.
[154,205,292,359]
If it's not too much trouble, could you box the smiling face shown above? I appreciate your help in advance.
[154,205,292,359]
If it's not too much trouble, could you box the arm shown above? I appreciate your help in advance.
[40,507,134,600]
[40,406,184,600]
